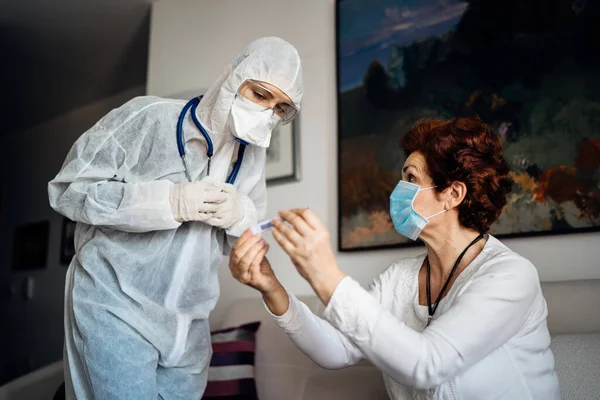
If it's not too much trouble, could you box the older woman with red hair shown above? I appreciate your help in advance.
[229,117,560,400]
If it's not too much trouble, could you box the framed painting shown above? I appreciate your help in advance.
[336,0,600,251]
[266,118,301,185]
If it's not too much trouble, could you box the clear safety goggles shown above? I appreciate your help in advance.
[237,79,299,124]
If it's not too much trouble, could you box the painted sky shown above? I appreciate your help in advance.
[338,0,468,91]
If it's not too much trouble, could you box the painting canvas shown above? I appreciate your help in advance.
[337,0,600,251]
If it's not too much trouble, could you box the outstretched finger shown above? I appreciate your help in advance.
[272,218,303,246]
[278,209,312,235]
[232,229,256,251]
[232,232,263,261]
[290,208,325,231]
[240,240,267,268]
[251,244,270,270]
[272,225,296,256]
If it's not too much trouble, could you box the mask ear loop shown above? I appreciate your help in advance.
[425,186,450,220]
[410,185,428,217]
[426,208,447,220]
[411,185,436,209]
[412,185,447,220]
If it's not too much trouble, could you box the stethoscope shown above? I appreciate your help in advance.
[176,96,247,184]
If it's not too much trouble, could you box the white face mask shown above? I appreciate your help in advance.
[229,95,281,147]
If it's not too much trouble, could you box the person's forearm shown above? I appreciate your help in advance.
[262,283,290,316]
[308,263,347,306]
[265,288,364,369]
[48,179,181,232]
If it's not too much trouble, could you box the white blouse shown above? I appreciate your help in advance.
[269,235,561,399]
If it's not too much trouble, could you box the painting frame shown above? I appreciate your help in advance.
[335,0,600,252]
[265,117,301,186]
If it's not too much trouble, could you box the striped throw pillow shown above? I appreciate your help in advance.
[202,321,261,400]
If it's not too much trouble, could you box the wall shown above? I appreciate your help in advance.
[147,0,600,329]
[0,86,145,384]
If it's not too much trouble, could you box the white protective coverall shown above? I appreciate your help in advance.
[48,37,303,399]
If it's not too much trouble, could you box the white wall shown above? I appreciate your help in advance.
[0,86,145,383]
[147,0,600,328]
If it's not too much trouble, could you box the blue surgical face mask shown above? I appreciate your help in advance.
[389,180,447,240]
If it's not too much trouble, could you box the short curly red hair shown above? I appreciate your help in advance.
[401,117,512,233]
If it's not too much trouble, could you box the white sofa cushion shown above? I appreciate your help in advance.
[550,333,600,400]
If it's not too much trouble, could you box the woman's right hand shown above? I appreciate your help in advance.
[229,229,280,295]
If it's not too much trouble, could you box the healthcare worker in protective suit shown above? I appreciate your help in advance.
[48,37,303,399]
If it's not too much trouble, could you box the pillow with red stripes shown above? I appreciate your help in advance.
[202,322,261,400]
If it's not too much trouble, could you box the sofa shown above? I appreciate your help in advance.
[1,279,599,400]
[222,279,600,400]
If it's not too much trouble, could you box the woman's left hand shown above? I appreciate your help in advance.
[271,209,346,304]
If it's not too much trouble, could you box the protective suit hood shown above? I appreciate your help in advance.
[196,37,303,139]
